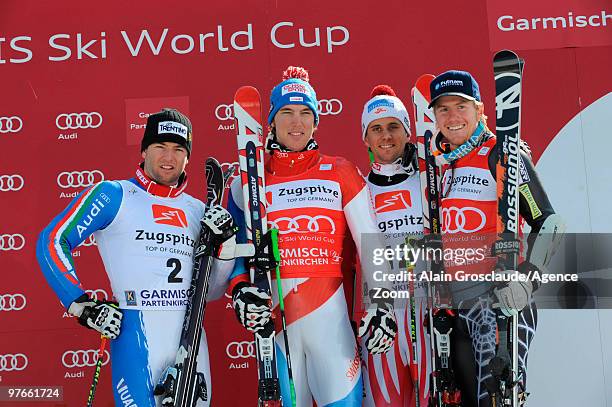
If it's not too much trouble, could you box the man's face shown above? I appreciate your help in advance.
[433,95,483,149]
[272,104,317,152]
[141,142,189,186]
[364,117,408,164]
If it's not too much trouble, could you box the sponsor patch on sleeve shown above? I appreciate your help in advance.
[519,184,542,219]
[519,156,530,183]
[478,146,490,156]
[320,163,332,170]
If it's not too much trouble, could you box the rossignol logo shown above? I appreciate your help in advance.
[437,79,464,88]
[158,121,188,139]
[504,133,520,232]
[281,83,310,96]
[278,185,339,199]
[367,99,394,113]
[76,193,111,237]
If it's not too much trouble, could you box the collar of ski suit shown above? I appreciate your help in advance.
[267,149,321,177]
[134,165,188,198]
[431,121,488,165]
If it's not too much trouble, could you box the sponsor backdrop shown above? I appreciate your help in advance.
[1,0,610,406]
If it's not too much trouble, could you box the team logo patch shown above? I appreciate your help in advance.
[158,121,189,139]
[282,83,311,96]
[152,204,188,228]
[367,99,394,113]
[125,291,137,306]
[374,190,412,213]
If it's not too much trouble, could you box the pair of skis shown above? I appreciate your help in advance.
[412,73,461,407]
[233,86,296,407]
[411,50,525,407]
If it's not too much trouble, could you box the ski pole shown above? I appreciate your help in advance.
[270,228,296,407]
[87,334,107,407]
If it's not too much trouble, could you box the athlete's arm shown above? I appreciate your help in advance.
[488,146,565,272]
[36,181,122,307]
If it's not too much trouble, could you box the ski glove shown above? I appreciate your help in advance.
[154,366,207,405]
[358,295,398,354]
[201,204,254,260]
[68,293,123,339]
[492,269,533,317]
[232,283,272,333]
[247,229,279,272]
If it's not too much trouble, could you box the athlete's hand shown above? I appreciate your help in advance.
[200,205,254,260]
[358,294,397,354]
[492,269,533,317]
[232,283,272,332]
[154,366,208,405]
[68,293,122,339]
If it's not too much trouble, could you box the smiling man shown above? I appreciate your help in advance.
[360,85,429,407]
[37,108,244,406]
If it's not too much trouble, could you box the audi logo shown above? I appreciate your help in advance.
[56,112,103,130]
[0,174,24,192]
[85,289,109,302]
[215,104,234,121]
[0,116,23,133]
[226,341,256,359]
[79,235,97,247]
[317,99,343,116]
[0,294,26,311]
[56,170,104,188]
[269,215,336,234]
[0,234,26,251]
[0,354,28,371]
[441,206,487,234]
[61,349,110,368]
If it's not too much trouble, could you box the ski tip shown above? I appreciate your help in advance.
[234,86,261,100]
[413,74,435,100]
[494,49,519,60]
[205,156,221,168]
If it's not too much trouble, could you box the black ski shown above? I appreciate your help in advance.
[487,49,525,407]
[170,157,234,407]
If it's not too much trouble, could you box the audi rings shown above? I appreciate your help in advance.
[0,175,24,191]
[85,289,109,302]
[226,341,256,359]
[56,170,104,188]
[0,354,28,371]
[0,116,23,133]
[61,349,110,368]
[317,99,342,115]
[56,112,103,130]
[269,215,336,234]
[215,104,234,121]
[79,235,97,247]
[0,234,25,251]
[0,294,26,311]
[441,206,486,233]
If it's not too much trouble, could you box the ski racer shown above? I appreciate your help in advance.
[428,70,565,406]
[228,66,398,406]
[37,109,248,406]
[360,85,430,407]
